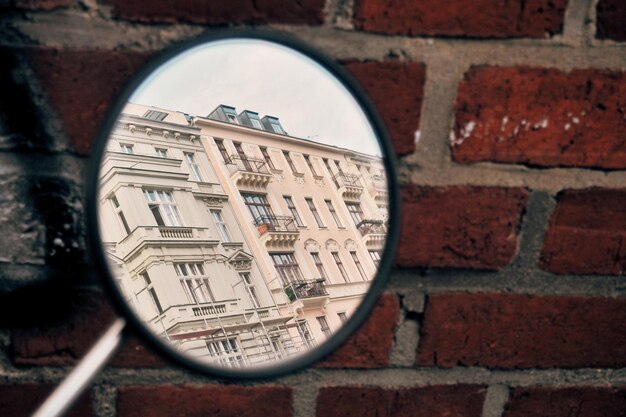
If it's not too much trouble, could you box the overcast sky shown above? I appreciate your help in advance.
[130,39,381,156]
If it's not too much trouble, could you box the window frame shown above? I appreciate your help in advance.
[283,195,304,227]
[305,197,325,228]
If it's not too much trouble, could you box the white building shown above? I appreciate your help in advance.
[98,102,388,368]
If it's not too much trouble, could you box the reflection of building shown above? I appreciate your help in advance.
[99,102,387,368]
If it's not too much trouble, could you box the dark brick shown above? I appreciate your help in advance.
[597,0,626,41]
[102,0,324,25]
[23,48,153,155]
[316,385,486,417]
[316,294,399,368]
[354,0,567,38]
[0,383,93,417]
[343,61,425,156]
[452,66,626,169]
[416,293,626,369]
[118,385,293,417]
[11,289,117,365]
[2,0,72,10]
[398,186,528,270]
[504,387,626,417]
[540,188,626,275]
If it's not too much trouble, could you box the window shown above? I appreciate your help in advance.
[337,312,348,323]
[260,146,276,170]
[155,148,168,158]
[210,210,232,242]
[283,151,298,174]
[296,320,314,348]
[240,272,261,308]
[332,251,350,282]
[111,194,131,235]
[325,199,343,228]
[316,316,331,338]
[283,196,304,227]
[184,152,203,181]
[345,202,364,226]
[120,143,133,154]
[305,198,324,228]
[350,251,367,281]
[270,121,284,134]
[143,110,168,121]
[206,338,245,368]
[271,253,303,285]
[214,138,229,162]
[304,155,318,176]
[233,142,253,171]
[144,190,182,226]
[310,252,327,280]
[241,193,275,225]
[226,113,239,124]
[369,250,382,267]
[140,271,163,314]
[251,118,263,129]
[174,263,214,304]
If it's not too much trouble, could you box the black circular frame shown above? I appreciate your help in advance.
[87,28,401,380]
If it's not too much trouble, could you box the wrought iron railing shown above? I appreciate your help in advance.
[332,172,362,188]
[356,219,386,236]
[284,279,328,302]
[253,215,297,232]
[225,154,270,174]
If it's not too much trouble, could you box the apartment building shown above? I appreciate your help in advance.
[98,102,388,368]
[196,104,388,347]
[98,104,303,368]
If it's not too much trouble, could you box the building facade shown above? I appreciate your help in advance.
[98,102,388,368]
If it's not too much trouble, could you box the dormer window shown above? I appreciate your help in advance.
[251,118,263,129]
[226,113,239,124]
[143,110,168,121]
[270,122,284,134]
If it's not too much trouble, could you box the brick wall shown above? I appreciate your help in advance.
[1,0,625,416]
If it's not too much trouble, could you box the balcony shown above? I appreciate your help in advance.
[253,215,300,249]
[356,219,387,248]
[154,299,256,341]
[333,172,364,201]
[115,226,218,260]
[225,154,272,190]
[284,279,329,310]
[367,175,389,206]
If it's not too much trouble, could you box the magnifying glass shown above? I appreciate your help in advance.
[34,29,400,417]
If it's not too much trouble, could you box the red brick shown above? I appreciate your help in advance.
[11,289,117,365]
[102,0,324,25]
[398,186,528,270]
[111,334,166,368]
[540,188,626,275]
[0,383,93,417]
[23,48,153,155]
[452,66,626,169]
[3,0,72,10]
[316,385,486,417]
[354,0,566,38]
[343,61,425,156]
[504,387,626,417]
[416,293,626,369]
[118,385,293,417]
[316,294,399,368]
[597,0,626,41]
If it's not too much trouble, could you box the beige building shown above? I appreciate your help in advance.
[98,102,388,368]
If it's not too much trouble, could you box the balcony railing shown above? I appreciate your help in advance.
[225,154,270,174]
[284,279,329,302]
[332,172,362,188]
[253,215,297,233]
[356,219,387,236]
[159,226,193,239]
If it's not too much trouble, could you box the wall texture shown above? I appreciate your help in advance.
[1,0,625,416]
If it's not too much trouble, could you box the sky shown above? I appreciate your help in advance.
[130,39,381,156]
